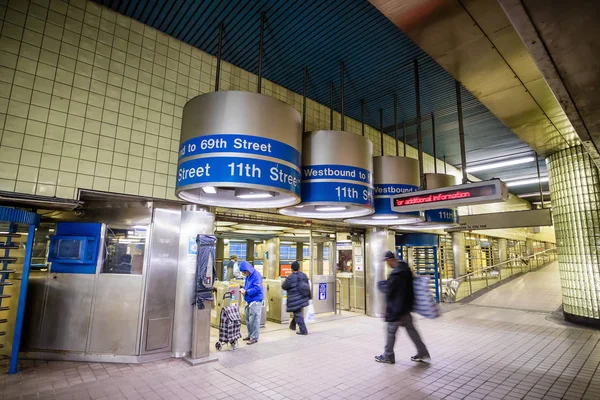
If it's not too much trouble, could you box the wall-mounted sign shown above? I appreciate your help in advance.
[318,283,327,300]
[280,264,292,277]
[177,91,302,208]
[354,255,364,271]
[391,179,508,213]
[280,130,374,218]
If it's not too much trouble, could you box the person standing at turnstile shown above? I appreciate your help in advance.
[239,261,263,345]
[282,261,311,335]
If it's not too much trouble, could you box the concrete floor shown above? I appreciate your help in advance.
[470,261,562,312]
[2,298,599,400]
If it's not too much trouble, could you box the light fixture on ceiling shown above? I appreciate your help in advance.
[507,177,549,187]
[235,189,274,199]
[372,215,399,220]
[234,224,288,231]
[466,156,535,173]
[315,206,347,212]
[202,186,217,194]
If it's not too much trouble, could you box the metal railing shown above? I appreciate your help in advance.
[335,278,342,315]
[442,248,557,303]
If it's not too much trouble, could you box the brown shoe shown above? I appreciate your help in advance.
[246,339,257,345]
[242,337,251,341]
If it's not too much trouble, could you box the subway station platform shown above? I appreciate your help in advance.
[2,303,599,400]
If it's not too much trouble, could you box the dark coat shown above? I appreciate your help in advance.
[282,271,310,312]
[378,262,414,322]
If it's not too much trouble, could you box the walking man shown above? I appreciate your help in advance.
[282,261,311,335]
[239,261,263,345]
[375,251,430,364]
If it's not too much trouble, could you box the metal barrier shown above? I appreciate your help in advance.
[442,248,557,303]
[335,278,342,315]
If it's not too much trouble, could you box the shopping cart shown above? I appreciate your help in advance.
[215,292,242,351]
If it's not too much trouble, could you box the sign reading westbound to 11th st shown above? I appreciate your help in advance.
[391,179,509,213]
[301,164,374,206]
[176,134,301,195]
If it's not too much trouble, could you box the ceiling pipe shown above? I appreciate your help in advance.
[257,12,265,94]
[215,23,224,92]
[394,94,399,157]
[456,80,468,184]
[360,99,365,136]
[340,60,345,131]
[403,122,407,157]
[302,67,308,133]
[431,112,437,173]
[535,154,545,209]
[414,59,424,189]
[380,108,384,156]
[329,82,334,130]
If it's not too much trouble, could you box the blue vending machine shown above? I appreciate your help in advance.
[48,222,104,274]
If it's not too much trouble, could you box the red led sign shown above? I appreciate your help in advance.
[394,191,472,207]
[391,180,508,212]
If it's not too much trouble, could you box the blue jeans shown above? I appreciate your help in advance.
[245,301,262,341]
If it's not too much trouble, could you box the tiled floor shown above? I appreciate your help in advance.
[470,262,562,312]
[2,303,599,399]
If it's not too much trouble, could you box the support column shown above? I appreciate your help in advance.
[547,146,600,327]
[265,238,280,279]
[498,238,508,264]
[365,228,395,317]
[452,232,466,278]
[295,242,303,262]
[525,239,534,257]
[246,240,255,264]
[173,205,215,358]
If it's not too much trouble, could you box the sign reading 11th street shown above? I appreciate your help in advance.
[301,164,374,206]
[176,134,301,195]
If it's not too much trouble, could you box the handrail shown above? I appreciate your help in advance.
[454,248,556,281]
[443,247,556,302]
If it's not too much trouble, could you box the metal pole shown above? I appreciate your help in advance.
[360,99,365,136]
[535,154,545,208]
[443,155,447,174]
[456,80,468,184]
[340,60,345,130]
[215,23,224,92]
[414,59,424,188]
[257,12,265,94]
[302,67,307,133]
[431,112,437,173]
[380,108,384,156]
[394,94,399,156]
[329,83,334,130]
[9,223,36,374]
[403,122,407,157]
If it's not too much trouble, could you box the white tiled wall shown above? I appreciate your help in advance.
[0,0,504,203]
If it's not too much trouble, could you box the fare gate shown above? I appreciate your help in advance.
[396,233,441,303]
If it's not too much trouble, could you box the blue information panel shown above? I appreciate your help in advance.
[301,164,374,206]
[424,208,457,223]
[318,283,327,300]
[177,134,301,196]
[375,184,418,214]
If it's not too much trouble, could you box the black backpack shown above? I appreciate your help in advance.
[299,274,311,298]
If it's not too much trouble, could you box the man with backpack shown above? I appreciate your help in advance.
[282,261,311,335]
[375,251,430,364]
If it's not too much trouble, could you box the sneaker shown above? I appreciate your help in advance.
[246,339,257,345]
[411,354,431,363]
[296,331,308,336]
[242,337,250,341]
[374,355,395,364]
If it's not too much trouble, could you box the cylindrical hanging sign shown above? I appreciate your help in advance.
[422,173,458,225]
[345,156,423,225]
[176,91,302,208]
[280,130,374,218]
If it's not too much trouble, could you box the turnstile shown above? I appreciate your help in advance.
[312,275,336,314]
[211,281,240,328]
[265,278,289,323]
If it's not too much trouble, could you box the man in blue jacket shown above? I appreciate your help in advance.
[239,261,263,345]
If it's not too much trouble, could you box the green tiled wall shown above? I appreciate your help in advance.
[0,0,499,201]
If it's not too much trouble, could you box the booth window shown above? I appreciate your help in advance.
[102,226,146,274]
[228,241,246,260]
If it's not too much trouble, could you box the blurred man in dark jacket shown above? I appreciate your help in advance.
[282,261,311,335]
[375,251,430,364]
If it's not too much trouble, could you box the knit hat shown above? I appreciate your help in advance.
[291,261,300,271]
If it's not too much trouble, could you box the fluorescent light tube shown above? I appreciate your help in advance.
[466,157,535,173]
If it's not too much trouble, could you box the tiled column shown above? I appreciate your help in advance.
[547,146,600,327]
